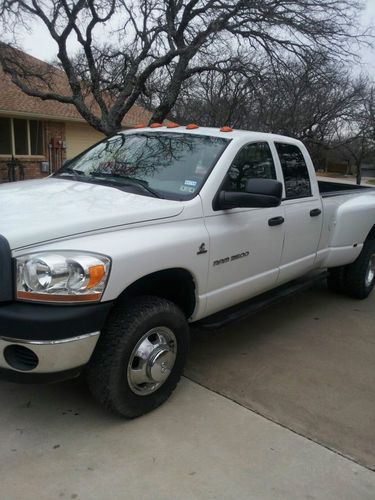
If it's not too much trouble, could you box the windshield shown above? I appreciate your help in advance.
[56,132,230,200]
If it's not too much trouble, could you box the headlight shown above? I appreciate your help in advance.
[16,252,111,304]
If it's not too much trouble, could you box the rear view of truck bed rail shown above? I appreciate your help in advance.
[318,180,375,198]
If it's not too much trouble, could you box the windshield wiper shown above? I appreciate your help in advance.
[89,173,162,198]
[56,166,86,178]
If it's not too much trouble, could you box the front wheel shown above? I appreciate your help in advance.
[86,296,189,418]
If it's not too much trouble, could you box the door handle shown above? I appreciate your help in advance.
[310,208,322,217]
[268,216,285,227]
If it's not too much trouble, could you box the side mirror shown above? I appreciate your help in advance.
[218,178,282,210]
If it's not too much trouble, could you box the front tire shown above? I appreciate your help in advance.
[86,296,189,418]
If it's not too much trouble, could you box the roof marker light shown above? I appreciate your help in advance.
[150,122,163,128]
[186,124,199,130]
[166,122,180,128]
[220,126,233,132]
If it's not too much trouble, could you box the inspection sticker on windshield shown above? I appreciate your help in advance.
[184,180,197,187]
[180,186,195,193]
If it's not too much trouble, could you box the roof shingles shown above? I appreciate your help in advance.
[0,50,152,127]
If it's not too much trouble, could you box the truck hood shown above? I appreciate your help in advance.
[0,178,183,249]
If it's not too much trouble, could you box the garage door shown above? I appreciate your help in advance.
[65,122,105,159]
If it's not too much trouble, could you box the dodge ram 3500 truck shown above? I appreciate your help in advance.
[0,126,374,418]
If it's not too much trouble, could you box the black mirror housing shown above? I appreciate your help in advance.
[245,178,282,198]
[218,179,282,210]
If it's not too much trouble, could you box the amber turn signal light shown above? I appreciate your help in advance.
[87,264,106,289]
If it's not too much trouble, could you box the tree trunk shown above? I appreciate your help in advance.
[356,163,362,185]
[150,55,193,124]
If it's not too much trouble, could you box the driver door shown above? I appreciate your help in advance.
[203,141,285,317]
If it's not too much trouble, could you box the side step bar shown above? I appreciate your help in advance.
[195,271,327,330]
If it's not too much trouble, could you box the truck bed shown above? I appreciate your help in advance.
[318,180,375,198]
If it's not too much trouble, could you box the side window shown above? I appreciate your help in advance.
[276,143,312,199]
[225,142,276,192]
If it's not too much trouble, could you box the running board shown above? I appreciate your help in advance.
[195,271,327,330]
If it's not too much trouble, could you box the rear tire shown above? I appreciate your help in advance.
[344,240,375,299]
[86,296,189,418]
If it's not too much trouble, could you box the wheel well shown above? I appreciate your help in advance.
[117,268,196,318]
[367,224,375,240]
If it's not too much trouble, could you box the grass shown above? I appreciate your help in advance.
[317,171,347,178]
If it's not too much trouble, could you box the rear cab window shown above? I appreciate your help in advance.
[275,143,312,199]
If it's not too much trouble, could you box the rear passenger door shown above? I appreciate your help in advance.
[274,142,323,284]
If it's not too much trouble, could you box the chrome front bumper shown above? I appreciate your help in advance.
[0,332,100,374]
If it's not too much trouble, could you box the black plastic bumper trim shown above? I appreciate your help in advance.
[0,235,13,302]
[0,301,113,341]
[0,366,84,384]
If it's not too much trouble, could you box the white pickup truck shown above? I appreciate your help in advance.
[1,126,375,417]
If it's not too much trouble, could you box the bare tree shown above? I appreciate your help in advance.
[174,53,366,136]
[169,52,266,127]
[363,85,375,141]
[0,0,369,136]
[329,80,375,184]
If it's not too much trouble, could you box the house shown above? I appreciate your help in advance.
[361,163,375,178]
[0,49,152,183]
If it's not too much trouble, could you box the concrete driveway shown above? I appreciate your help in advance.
[1,282,375,499]
[186,281,375,470]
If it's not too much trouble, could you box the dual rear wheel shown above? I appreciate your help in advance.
[327,240,375,299]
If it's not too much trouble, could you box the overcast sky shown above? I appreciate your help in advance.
[16,0,375,78]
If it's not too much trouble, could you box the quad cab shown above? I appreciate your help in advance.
[0,126,374,417]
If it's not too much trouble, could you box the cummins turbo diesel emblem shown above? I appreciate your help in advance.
[213,251,249,266]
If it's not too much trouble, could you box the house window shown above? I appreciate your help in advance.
[14,119,28,155]
[0,117,44,156]
[29,120,44,155]
[0,117,12,154]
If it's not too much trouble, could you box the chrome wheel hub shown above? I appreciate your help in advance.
[127,327,177,396]
[365,254,375,288]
